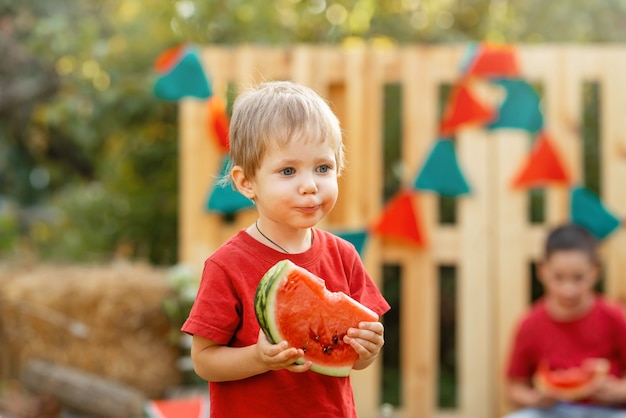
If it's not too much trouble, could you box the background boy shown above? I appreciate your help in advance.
[182,81,390,418]
[503,224,626,417]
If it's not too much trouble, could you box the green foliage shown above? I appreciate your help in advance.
[161,264,199,343]
[30,184,125,262]
[2,0,624,265]
[0,203,19,256]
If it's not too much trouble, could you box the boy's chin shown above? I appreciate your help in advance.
[555,300,592,317]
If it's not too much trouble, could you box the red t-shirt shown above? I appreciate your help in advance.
[182,228,391,418]
[506,296,626,382]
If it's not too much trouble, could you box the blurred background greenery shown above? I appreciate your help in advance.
[1,0,625,265]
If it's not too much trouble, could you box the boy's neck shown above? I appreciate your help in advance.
[544,293,596,322]
[248,222,314,254]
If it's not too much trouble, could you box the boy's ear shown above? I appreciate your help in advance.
[231,165,255,200]
[590,260,602,280]
[536,260,548,284]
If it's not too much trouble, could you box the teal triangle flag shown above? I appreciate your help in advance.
[334,229,369,258]
[570,186,621,240]
[413,139,471,196]
[154,48,212,101]
[206,157,255,214]
[488,79,543,134]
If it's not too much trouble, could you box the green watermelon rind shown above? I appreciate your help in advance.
[254,259,361,377]
[254,260,286,346]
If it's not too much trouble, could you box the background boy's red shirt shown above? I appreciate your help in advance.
[507,296,626,383]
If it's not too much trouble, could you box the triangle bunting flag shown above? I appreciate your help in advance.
[371,190,427,247]
[511,132,570,188]
[570,186,621,240]
[206,157,255,215]
[413,139,471,196]
[153,46,212,101]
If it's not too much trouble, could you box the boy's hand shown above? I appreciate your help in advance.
[589,375,626,405]
[255,329,311,373]
[531,391,558,408]
[344,321,385,363]
[509,380,557,409]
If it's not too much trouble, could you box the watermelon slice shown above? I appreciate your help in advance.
[254,260,379,377]
[533,358,610,401]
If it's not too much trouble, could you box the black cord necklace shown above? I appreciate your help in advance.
[255,220,289,253]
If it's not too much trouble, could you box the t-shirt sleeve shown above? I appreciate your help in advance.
[347,253,391,318]
[181,258,241,345]
[609,302,626,375]
[506,318,535,381]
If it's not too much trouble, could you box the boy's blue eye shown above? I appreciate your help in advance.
[317,164,331,173]
[280,167,295,176]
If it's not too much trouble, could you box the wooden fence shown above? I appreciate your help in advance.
[177,45,626,418]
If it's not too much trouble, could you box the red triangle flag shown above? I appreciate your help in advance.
[207,96,230,151]
[511,131,571,188]
[466,43,520,78]
[440,84,495,136]
[154,44,186,74]
[371,190,427,247]
[145,397,207,418]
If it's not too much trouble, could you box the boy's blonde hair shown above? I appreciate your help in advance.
[228,81,344,180]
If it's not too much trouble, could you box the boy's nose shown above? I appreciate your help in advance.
[299,175,318,194]
[561,282,579,297]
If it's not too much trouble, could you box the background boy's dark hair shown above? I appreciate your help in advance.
[544,223,598,261]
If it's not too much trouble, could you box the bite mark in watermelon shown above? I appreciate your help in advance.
[533,358,610,401]
[254,260,379,377]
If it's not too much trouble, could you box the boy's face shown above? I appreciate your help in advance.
[241,137,339,233]
[538,249,599,318]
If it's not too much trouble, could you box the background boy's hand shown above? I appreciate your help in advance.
[255,329,311,373]
[531,391,558,408]
[589,375,626,405]
[344,321,385,363]
[508,380,557,409]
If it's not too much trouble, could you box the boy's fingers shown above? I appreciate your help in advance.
[348,327,385,346]
[286,360,311,373]
[358,321,384,335]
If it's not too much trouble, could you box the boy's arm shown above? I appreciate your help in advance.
[507,379,556,409]
[190,330,311,382]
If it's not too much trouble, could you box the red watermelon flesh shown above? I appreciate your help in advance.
[533,358,610,401]
[254,260,379,377]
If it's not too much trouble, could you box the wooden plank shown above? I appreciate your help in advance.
[599,49,626,304]
[542,48,582,223]
[401,242,438,418]
[456,128,494,418]
[430,226,460,264]
[399,46,439,418]
[492,130,531,416]
[338,47,367,227]
[364,47,397,222]
[178,98,219,267]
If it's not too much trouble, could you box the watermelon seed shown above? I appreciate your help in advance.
[322,345,333,354]
[308,328,320,342]
[332,332,339,345]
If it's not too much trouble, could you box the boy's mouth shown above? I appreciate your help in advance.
[298,205,321,213]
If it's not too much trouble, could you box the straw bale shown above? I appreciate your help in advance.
[0,261,182,398]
